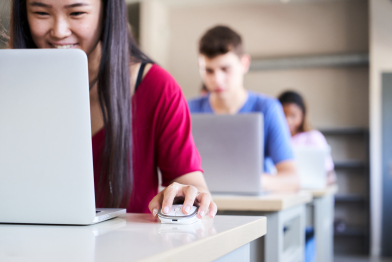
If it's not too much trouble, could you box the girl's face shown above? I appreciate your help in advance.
[26,0,103,56]
[282,103,304,136]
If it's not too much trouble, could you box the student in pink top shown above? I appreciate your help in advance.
[8,0,217,218]
[278,91,336,185]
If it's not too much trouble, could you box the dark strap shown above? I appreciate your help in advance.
[135,62,147,92]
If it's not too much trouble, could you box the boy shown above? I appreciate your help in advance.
[188,26,299,191]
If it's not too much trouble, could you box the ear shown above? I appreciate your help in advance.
[198,55,207,76]
[241,54,251,74]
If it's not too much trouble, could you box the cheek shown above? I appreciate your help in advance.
[203,74,212,83]
[225,72,236,85]
[286,117,295,127]
[294,115,303,126]
[28,19,48,44]
[227,70,242,86]
[76,26,93,41]
[202,74,214,88]
[72,24,99,50]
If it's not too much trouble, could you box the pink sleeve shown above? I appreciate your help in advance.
[156,88,203,186]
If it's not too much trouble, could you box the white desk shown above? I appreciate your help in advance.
[213,191,312,262]
[306,184,338,262]
[0,214,266,262]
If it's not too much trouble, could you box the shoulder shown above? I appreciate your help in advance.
[306,130,327,141]
[292,130,328,146]
[248,91,282,111]
[145,64,178,87]
[137,64,182,99]
[188,96,209,113]
[246,92,284,125]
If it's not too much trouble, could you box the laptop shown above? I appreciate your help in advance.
[0,49,125,225]
[191,113,263,195]
[292,146,329,189]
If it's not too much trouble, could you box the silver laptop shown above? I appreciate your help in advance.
[293,146,329,189]
[0,49,125,225]
[191,114,263,195]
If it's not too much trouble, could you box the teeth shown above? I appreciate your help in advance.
[53,44,74,49]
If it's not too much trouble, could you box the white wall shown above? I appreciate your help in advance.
[166,0,369,129]
[369,0,392,256]
[140,0,170,69]
[245,67,369,129]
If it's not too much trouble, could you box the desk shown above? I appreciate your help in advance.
[0,214,266,262]
[213,192,312,262]
[306,184,338,262]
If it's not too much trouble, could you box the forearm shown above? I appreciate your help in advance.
[262,172,300,192]
[262,160,300,192]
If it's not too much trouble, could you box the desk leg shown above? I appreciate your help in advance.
[216,205,306,262]
[265,204,305,262]
[214,243,250,262]
[314,194,334,262]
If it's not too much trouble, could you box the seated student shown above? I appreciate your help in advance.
[188,25,299,191]
[278,91,336,185]
[9,0,217,218]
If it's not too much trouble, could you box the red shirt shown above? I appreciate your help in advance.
[92,64,202,213]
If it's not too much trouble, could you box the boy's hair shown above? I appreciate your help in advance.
[199,25,244,58]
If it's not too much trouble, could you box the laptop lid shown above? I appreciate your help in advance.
[0,49,96,224]
[191,113,263,195]
[293,146,329,189]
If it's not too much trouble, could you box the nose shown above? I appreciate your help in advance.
[50,16,72,39]
[213,71,225,86]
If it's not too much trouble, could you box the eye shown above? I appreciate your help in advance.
[70,12,86,16]
[34,12,49,16]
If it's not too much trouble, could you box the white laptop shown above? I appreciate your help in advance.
[0,49,125,225]
[292,146,329,189]
[191,114,263,195]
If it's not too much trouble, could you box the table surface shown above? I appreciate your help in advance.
[212,191,312,212]
[0,213,266,262]
[305,184,339,198]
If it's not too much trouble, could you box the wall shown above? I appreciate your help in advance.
[166,0,369,129]
[369,0,392,256]
[140,0,170,69]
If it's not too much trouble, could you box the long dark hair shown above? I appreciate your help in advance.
[9,0,153,208]
[278,90,311,133]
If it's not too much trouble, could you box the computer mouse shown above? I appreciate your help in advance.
[158,204,199,225]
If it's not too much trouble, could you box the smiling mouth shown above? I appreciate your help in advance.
[51,43,77,49]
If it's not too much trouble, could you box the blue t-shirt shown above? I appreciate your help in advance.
[188,91,293,173]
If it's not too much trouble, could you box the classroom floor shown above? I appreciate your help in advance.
[334,256,392,262]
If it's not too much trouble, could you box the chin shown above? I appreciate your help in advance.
[213,91,228,99]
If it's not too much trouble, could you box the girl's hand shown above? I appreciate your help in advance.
[148,182,217,219]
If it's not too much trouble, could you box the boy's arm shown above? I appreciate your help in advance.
[262,160,300,192]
